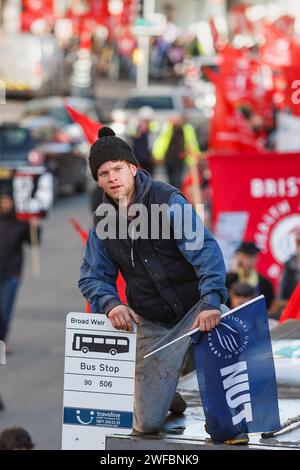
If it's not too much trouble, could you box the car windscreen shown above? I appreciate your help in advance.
[123,96,174,110]
[25,107,73,126]
[0,128,35,161]
[25,104,98,126]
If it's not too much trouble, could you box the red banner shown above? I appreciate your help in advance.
[209,152,300,289]
[205,67,264,152]
[21,0,55,31]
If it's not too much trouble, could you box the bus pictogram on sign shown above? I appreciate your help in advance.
[72,334,130,356]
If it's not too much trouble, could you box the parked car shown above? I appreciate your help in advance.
[0,34,64,97]
[111,86,212,148]
[0,121,87,195]
[0,124,39,167]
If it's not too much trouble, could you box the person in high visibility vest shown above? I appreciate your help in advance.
[152,114,200,189]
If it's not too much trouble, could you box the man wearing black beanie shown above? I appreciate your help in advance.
[79,127,246,445]
[89,127,139,182]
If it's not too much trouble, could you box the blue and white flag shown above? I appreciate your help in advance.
[192,295,280,443]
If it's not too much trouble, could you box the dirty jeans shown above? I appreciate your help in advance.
[133,300,228,433]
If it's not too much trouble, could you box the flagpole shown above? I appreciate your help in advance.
[143,295,265,359]
[143,327,200,359]
[0,340,6,365]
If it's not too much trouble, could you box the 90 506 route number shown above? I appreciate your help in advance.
[83,379,112,388]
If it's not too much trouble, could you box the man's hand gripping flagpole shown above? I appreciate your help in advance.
[143,295,265,359]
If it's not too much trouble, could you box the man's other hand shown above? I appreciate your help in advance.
[190,309,221,332]
[107,305,139,332]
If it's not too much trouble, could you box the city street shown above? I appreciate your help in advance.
[0,191,92,449]
[0,82,132,449]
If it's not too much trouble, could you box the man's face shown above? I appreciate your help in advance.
[235,252,257,275]
[173,115,184,127]
[97,160,137,203]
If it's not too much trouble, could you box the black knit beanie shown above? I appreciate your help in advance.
[89,127,138,181]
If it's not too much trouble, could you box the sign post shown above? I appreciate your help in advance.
[0,341,6,365]
[0,166,54,277]
[62,312,137,450]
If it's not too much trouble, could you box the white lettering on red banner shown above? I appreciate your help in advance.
[250,177,300,199]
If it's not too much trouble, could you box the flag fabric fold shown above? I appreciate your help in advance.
[64,102,102,144]
[279,282,300,323]
[69,218,127,304]
[205,67,263,153]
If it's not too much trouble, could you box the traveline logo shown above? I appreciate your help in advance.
[63,407,133,429]
[220,361,253,426]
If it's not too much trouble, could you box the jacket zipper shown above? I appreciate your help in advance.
[131,225,135,267]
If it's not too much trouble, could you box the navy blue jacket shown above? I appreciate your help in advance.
[79,170,227,324]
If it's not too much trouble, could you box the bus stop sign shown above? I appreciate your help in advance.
[62,312,137,449]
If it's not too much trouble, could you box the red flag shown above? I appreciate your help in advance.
[272,15,295,37]
[218,46,264,107]
[115,273,126,304]
[181,168,202,204]
[282,66,300,116]
[211,46,274,133]
[218,44,250,72]
[64,102,102,144]
[21,0,55,31]
[260,23,292,68]
[279,283,300,323]
[206,68,262,153]
[229,3,254,36]
[69,218,88,244]
[209,18,222,51]
[69,218,127,306]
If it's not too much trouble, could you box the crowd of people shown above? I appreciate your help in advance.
[1,109,299,450]
[90,27,205,83]
[59,22,207,99]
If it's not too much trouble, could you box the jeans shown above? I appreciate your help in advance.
[0,276,20,339]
